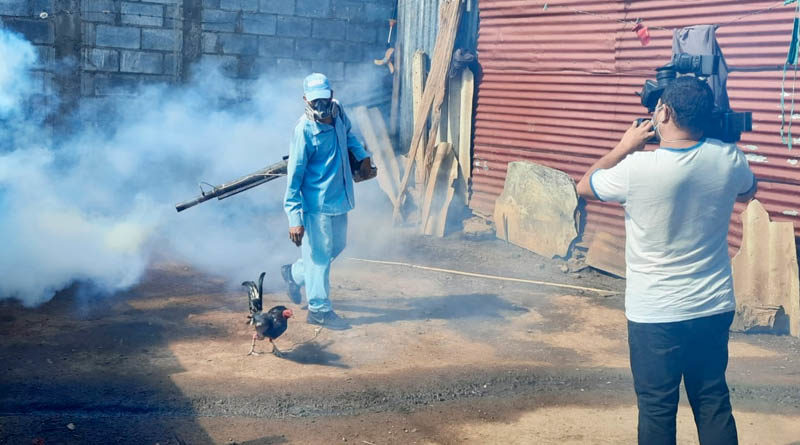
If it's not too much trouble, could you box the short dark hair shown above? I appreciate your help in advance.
[661,76,714,135]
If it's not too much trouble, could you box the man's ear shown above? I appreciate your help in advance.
[661,105,673,124]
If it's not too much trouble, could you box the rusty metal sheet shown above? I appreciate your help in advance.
[472,0,800,251]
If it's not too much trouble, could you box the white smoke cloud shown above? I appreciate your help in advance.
[0,30,328,306]
[0,30,36,116]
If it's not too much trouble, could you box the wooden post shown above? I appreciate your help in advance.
[457,68,474,203]
[411,50,428,201]
[393,0,463,221]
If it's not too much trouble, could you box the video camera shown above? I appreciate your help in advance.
[636,53,752,143]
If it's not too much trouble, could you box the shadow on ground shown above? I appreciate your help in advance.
[280,341,349,368]
[0,267,224,444]
[337,293,529,327]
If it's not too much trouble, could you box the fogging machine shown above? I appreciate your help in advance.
[175,151,376,212]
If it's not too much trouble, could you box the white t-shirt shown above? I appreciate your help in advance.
[590,138,756,323]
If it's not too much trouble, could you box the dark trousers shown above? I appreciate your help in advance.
[628,311,738,445]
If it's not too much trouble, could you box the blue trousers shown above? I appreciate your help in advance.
[290,213,347,313]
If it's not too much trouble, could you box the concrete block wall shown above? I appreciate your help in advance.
[80,0,183,97]
[0,0,396,123]
[199,0,394,95]
[1,0,394,115]
[0,0,57,98]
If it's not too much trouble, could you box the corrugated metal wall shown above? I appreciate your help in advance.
[397,0,479,151]
[472,0,800,252]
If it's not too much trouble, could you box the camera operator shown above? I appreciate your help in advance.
[576,76,757,445]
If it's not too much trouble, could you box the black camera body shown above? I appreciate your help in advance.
[637,53,752,144]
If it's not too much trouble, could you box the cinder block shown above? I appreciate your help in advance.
[28,71,46,94]
[202,32,219,53]
[258,36,294,58]
[96,24,141,49]
[331,0,361,20]
[275,57,311,75]
[295,39,330,58]
[329,40,361,62]
[1,18,54,44]
[0,0,27,15]
[276,16,311,38]
[220,0,258,12]
[203,0,220,7]
[121,2,164,27]
[311,60,344,81]
[83,48,120,72]
[259,0,294,15]
[218,32,259,55]
[142,28,182,51]
[33,45,56,69]
[311,18,344,40]
[31,0,52,13]
[198,54,239,76]
[364,2,394,23]
[82,0,115,23]
[94,73,141,96]
[120,50,164,74]
[242,13,276,35]
[346,22,375,43]
[164,5,181,27]
[202,9,238,32]
[81,73,97,97]
[251,57,277,76]
[345,61,385,80]
[144,0,182,4]
[163,53,180,76]
[295,0,330,18]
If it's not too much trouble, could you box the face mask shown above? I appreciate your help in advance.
[306,98,335,121]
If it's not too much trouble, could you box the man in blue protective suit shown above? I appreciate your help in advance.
[281,73,373,330]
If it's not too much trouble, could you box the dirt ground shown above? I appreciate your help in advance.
[2,230,800,445]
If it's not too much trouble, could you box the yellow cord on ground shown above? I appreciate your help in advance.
[344,257,619,296]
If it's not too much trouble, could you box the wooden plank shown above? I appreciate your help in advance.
[446,70,461,150]
[350,106,399,206]
[394,0,464,219]
[389,43,401,136]
[420,142,451,231]
[366,107,402,188]
[427,150,459,237]
[732,200,800,336]
[457,68,474,202]
[585,232,626,278]
[411,50,428,202]
[437,82,449,146]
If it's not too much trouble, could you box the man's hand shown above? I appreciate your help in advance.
[359,157,373,179]
[616,119,656,154]
[289,226,304,247]
[576,120,654,200]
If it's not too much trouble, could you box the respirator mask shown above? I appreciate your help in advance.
[306,98,338,121]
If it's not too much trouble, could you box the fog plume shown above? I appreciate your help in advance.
[0,29,343,306]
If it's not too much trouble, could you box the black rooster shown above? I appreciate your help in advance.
[242,272,293,356]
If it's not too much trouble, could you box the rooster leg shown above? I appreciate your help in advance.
[269,338,283,357]
[247,333,262,356]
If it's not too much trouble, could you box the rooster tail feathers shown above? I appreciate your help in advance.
[243,279,261,315]
[257,272,266,297]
